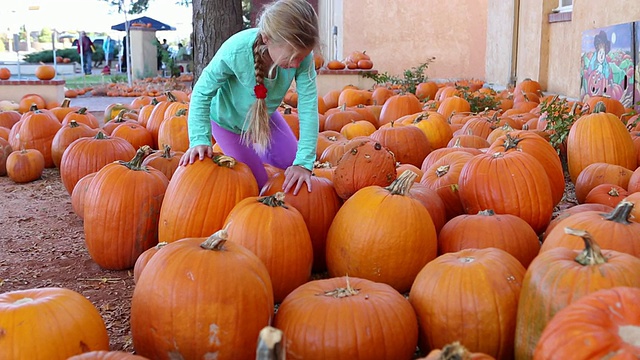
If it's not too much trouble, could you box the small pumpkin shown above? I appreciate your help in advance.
[35,64,56,80]
[6,149,45,183]
[0,67,10,80]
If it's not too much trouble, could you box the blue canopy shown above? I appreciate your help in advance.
[111,16,176,31]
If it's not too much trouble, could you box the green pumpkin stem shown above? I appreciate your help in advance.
[119,145,153,171]
[200,229,229,250]
[593,101,607,114]
[564,227,607,265]
[320,276,360,298]
[77,107,87,115]
[61,98,71,108]
[213,154,236,168]
[385,170,418,196]
[258,192,288,208]
[94,131,108,140]
[175,108,188,117]
[68,120,80,128]
[601,200,634,224]
[500,133,521,151]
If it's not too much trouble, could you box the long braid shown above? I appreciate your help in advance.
[242,35,271,154]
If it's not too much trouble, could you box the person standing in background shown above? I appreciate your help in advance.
[103,36,114,68]
[77,31,95,75]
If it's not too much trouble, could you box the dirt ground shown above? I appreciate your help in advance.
[0,167,135,351]
[0,164,577,353]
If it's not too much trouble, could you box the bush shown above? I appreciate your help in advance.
[24,48,80,63]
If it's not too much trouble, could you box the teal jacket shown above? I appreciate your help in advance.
[187,28,319,170]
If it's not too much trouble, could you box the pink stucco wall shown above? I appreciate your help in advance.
[341,0,488,82]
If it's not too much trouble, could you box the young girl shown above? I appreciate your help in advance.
[180,0,319,196]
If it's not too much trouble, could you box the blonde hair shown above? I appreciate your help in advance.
[243,0,319,152]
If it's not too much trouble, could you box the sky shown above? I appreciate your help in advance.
[0,0,193,42]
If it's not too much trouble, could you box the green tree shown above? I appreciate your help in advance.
[103,0,248,81]
[38,28,53,43]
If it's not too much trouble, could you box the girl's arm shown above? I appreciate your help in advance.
[291,52,319,170]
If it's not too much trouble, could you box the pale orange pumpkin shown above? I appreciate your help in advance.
[6,148,45,183]
[35,64,55,80]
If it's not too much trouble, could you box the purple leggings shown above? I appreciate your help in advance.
[211,111,297,188]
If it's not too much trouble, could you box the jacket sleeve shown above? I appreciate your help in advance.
[292,53,319,171]
[187,57,234,147]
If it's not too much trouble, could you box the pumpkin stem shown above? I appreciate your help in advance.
[161,144,173,158]
[385,170,418,195]
[119,145,153,171]
[200,229,229,250]
[61,98,71,108]
[452,138,463,148]
[500,133,520,151]
[175,108,188,117]
[151,97,159,106]
[593,101,607,114]
[258,192,288,208]
[601,200,634,224]
[435,341,474,360]
[320,276,360,298]
[68,120,80,128]
[13,297,34,306]
[256,326,285,360]
[165,91,177,102]
[477,209,495,216]
[154,242,169,250]
[212,154,236,168]
[283,107,292,115]
[607,187,620,197]
[29,103,38,111]
[313,161,332,169]
[412,112,428,124]
[564,227,607,265]
[77,107,87,115]
[435,165,450,177]
[94,131,108,140]
[113,109,127,123]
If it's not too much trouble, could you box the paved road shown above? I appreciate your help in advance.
[69,96,134,113]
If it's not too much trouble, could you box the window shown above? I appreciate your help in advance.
[553,0,573,13]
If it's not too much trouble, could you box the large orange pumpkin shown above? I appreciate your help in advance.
[409,247,525,359]
[157,154,259,243]
[84,146,169,270]
[51,120,97,168]
[458,151,554,234]
[331,138,397,200]
[534,286,640,359]
[0,287,109,358]
[9,106,61,168]
[515,227,640,359]
[370,121,431,167]
[377,93,422,127]
[131,230,274,360]
[223,192,313,303]
[60,131,136,195]
[260,173,342,272]
[273,276,419,359]
[566,102,637,183]
[327,171,437,293]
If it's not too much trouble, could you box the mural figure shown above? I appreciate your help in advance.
[581,24,635,108]
[635,21,640,111]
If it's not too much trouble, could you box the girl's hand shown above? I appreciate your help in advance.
[179,145,214,166]
[283,165,312,195]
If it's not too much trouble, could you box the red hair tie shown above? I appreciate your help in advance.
[254,83,268,99]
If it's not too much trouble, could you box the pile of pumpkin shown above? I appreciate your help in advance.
[1,77,640,359]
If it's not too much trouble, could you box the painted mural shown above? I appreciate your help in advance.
[636,21,640,110]
[580,23,635,108]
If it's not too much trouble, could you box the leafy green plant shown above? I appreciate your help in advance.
[361,57,436,94]
[540,95,580,165]
[456,85,501,113]
[24,49,79,63]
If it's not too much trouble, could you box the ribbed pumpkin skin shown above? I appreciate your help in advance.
[274,276,419,360]
[421,151,475,221]
[260,173,342,272]
[67,351,148,360]
[369,124,432,167]
[534,287,640,360]
[543,203,613,239]
[140,146,183,181]
[51,121,97,168]
[326,178,437,293]
[60,133,136,195]
[84,158,169,270]
[157,155,259,243]
[515,240,640,360]
[540,203,640,257]
[574,162,634,203]
[223,195,313,303]
[487,131,565,206]
[567,109,637,183]
[0,287,109,358]
[438,210,540,268]
[130,236,274,360]
[409,248,525,360]
[458,151,554,234]
[10,109,61,168]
